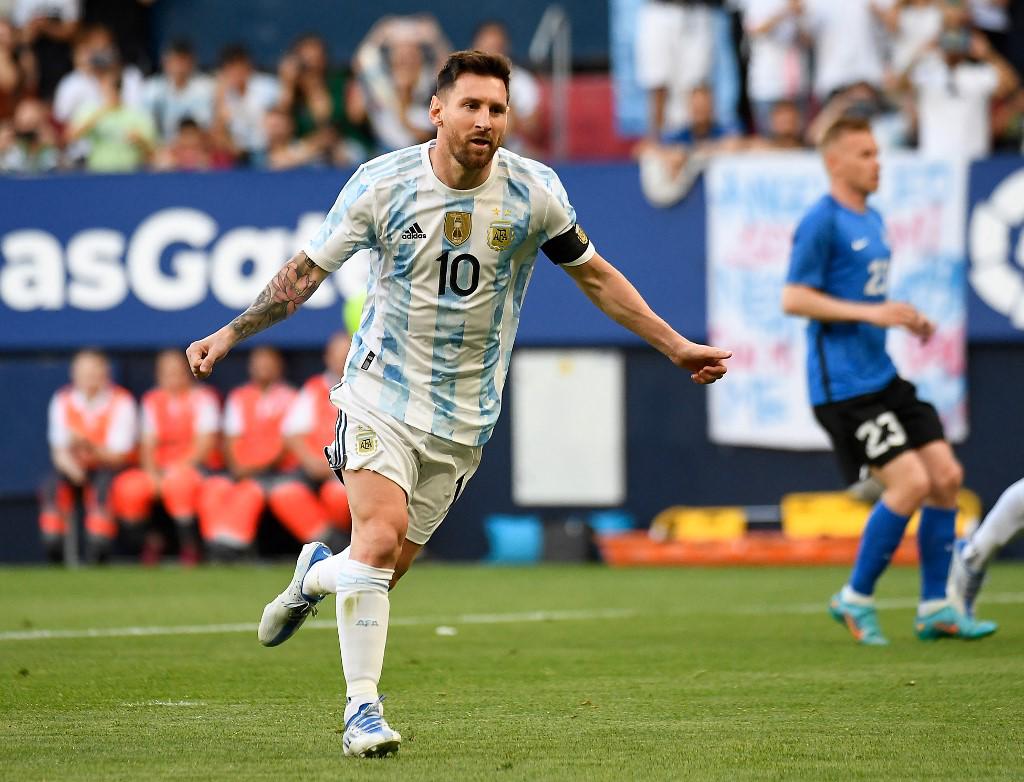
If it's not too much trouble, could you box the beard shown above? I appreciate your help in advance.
[451,133,499,170]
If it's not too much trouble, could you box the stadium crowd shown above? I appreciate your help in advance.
[1,1,1022,175]
[41,342,354,565]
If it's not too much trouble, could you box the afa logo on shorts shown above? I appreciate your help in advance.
[355,427,378,455]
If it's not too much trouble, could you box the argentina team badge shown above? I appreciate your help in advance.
[487,221,515,251]
[444,211,472,247]
[355,426,378,455]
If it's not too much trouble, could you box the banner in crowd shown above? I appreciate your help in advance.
[705,153,968,450]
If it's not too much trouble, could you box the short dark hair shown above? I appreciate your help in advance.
[166,38,194,57]
[218,44,251,68]
[435,50,511,102]
[820,115,872,150]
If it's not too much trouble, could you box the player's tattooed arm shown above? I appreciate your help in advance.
[228,251,329,340]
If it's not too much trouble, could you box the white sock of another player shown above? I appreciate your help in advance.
[337,558,393,724]
[301,547,351,596]
[966,478,1024,568]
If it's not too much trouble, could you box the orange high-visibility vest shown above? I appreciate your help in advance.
[142,386,221,469]
[227,382,298,471]
[301,374,340,454]
[59,385,135,468]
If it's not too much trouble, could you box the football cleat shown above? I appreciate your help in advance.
[915,604,997,641]
[258,541,332,647]
[343,696,402,758]
[829,592,889,646]
[947,539,987,619]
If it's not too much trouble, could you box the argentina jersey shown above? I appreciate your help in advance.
[303,141,595,446]
[786,195,898,406]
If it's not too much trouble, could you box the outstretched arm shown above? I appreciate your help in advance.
[563,253,731,384]
[186,251,330,379]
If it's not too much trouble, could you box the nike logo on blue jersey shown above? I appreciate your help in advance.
[851,238,869,251]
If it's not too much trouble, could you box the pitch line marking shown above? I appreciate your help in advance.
[4,593,1024,643]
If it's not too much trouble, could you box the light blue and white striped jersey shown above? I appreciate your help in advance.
[304,141,595,446]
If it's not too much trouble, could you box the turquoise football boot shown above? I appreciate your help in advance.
[915,604,997,641]
[829,592,889,646]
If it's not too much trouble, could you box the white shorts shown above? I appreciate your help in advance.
[326,388,483,546]
[634,2,714,90]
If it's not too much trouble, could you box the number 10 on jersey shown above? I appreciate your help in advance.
[436,251,481,297]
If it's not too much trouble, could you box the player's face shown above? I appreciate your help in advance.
[156,351,192,392]
[432,73,509,170]
[830,130,880,195]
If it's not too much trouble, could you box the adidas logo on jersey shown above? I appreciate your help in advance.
[401,222,427,240]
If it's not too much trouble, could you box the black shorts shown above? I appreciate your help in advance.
[813,376,945,484]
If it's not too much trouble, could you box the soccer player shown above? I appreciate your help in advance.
[40,349,139,563]
[948,477,1024,618]
[781,116,996,646]
[114,349,221,565]
[187,51,730,757]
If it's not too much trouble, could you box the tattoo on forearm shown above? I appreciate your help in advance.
[228,252,323,340]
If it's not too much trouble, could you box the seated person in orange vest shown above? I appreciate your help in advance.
[114,349,222,565]
[281,330,353,549]
[199,345,316,558]
[39,349,139,563]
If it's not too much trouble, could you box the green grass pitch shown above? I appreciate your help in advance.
[2,562,1024,780]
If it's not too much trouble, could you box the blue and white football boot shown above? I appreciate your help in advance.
[947,539,987,619]
[343,696,402,758]
[258,541,332,647]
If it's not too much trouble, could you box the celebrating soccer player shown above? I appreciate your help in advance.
[781,116,996,646]
[187,50,730,758]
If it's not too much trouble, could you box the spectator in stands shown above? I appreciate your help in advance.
[39,349,138,564]
[637,85,739,208]
[211,44,279,164]
[635,0,716,140]
[13,0,79,100]
[742,0,810,135]
[152,117,231,172]
[282,331,353,549]
[113,350,221,566]
[0,96,61,172]
[53,24,144,131]
[66,60,156,172]
[470,20,543,154]
[197,345,333,560]
[142,39,214,142]
[807,81,911,150]
[749,98,809,149]
[0,17,36,121]
[277,33,371,167]
[349,15,449,153]
[82,0,153,72]
[909,15,1019,159]
[968,0,1013,61]
[803,0,889,102]
[252,106,324,169]
[875,0,944,84]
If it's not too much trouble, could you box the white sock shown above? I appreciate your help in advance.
[841,584,874,605]
[337,558,393,724]
[968,478,1024,568]
[301,546,350,596]
[918,598,948,616]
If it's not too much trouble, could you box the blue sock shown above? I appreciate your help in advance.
[918,506,957,602]
[849,501,911,596]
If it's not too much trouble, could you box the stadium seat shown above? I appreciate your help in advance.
[649,506,746,541]
[484,514,543,564]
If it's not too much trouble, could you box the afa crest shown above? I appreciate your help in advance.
[444,211,472,247]
[355,427,378,455]
[487,221,515,251]
[575,224,589,245]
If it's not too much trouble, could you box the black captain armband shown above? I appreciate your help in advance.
[542,224,591,266]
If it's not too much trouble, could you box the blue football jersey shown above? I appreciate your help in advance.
[786,195,898,406]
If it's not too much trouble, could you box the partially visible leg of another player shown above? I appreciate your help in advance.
[831,450,931,645]
[949,477,1024,617]
[830,443,996,644]
[911,441,995,639]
